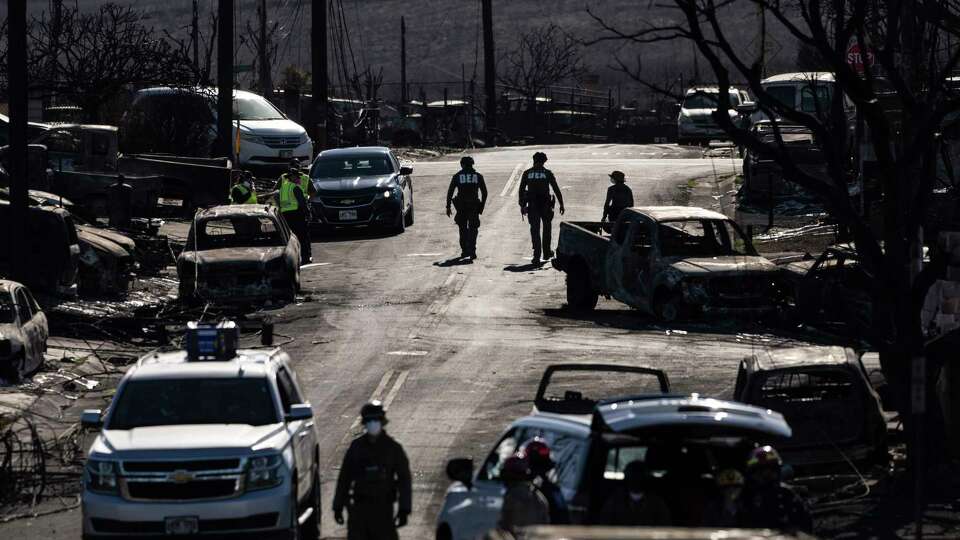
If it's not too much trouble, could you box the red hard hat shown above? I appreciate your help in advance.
[501,455,531,482]
[519,438,553,473]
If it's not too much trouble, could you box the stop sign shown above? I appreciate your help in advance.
[846,42,875,72]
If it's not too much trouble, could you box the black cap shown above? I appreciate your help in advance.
[609,170,625,182]
[360,400,388,423]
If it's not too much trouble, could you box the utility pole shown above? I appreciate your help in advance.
[400,16,407,116]
[258,0,273,99]
[759,3,767,77]
[192,0,200,70]
[482,0,497,131]
[9,0,28,281]
[312,0,328,151]
[217,0,234,161]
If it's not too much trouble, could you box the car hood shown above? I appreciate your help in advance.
[666,256,778,277]
[181,247,286,269]
[238,119,306,137]
[77,225,136,255]
[312,174,397,194]
[93,424,287,457]
[77,227,133,259]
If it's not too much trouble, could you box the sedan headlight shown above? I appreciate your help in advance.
[375,187,396,200]
[246,454,283,491]
[85,459,120,494]
[240,132,264,144]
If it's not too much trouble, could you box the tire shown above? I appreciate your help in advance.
[436,524,453,540]
[654,290,683,323]
[0,354,22,383]
[299,461,321,540]
[393,200,406,234]
[404,199,415,227]
[566,262,599,312]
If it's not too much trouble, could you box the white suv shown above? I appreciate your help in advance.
[80,322,320,540]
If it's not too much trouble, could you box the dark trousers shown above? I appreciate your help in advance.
[347,502,398,540]
[283,210,312,263]
[528,206,554,259]
[455,210,480,256]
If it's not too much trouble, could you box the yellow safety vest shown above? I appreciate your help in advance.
[279,179,300,213]
[232,183,258,204]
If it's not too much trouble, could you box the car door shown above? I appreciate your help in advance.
[446,427,522,540]
[276,366,312,501]
[391,153,412,211]
[13,287,39,372]
[607,215,653,309]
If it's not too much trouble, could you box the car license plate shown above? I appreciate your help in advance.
[339,209,358,221]
[280,150,293,158]
[164,516,198,535]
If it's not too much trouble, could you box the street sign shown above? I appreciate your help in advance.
[234,64,253,73]
[846,43,875,73]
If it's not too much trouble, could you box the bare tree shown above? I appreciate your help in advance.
[589,1,960,438]
[242,0,280,99]
[499,24,584,115]
[29,3,195,121]
[165,3,219,85]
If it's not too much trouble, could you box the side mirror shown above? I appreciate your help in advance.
[446,458,474,489]
[736,101,757,115]
[399,166,413,176]
[673,102,683,112]
[81,409,103,430]
[286,403,313,422]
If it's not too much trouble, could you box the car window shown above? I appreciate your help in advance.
[91,133,111,156]
[604,446,648,480]
[276,367,303,413]
[519,429,588,496]
[478,428,520,481]
[108,378,279,429]
[801,84,833,113]
[15,289,33,324]
[25,289,40,315]
[765,85,797,109]
[0,292,16,324]
[659,219,749,257]
[311,155,395,178]
[43,130,81,153]
[683,92,719,109]
[233,94,285,120]
[631,221,653,255]
[193,216,284,250]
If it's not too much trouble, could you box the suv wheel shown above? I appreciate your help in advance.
[654,290,683,323]
[299,462,321,540]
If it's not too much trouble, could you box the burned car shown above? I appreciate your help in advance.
[734,346,887,468]
[0,200,79,296]
[780,245,889,343]
[177,205,301,305]
[0,280,49,382]
[75,224,136,296]
[553,207,781,320]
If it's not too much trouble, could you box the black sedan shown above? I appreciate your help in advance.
[307,146,414,233]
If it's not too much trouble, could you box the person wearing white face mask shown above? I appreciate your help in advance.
[333,401,412,540]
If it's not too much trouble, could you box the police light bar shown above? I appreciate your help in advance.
[185,321,239,361]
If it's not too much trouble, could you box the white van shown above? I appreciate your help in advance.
[749,72,853,123]
[122,87,313,170]
[676,87,750,145]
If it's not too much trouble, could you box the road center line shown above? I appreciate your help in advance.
[350,370,396,428]
[382,370,409,411]
[499,164,523,197]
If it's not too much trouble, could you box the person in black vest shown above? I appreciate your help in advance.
[446,156,488,259]
[519,152,564,264]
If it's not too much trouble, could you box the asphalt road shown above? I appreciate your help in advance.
[3,143,810,540]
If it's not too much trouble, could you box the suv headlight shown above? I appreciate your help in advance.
[85,459,120,494]
[240,132,264,144]
[246,454,283,491]
[299,133,310,145]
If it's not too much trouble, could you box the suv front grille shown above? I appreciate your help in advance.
[119,458,246,501]
[126,478,240,500]
[262,136,302,148]
[92,512,278,534]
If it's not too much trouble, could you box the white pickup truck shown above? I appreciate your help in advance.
[80,322,321,540]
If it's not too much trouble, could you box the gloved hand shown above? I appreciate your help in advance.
[334,509,345,525]
[520,206,528,216]
[446,206,452,217]
[559,205,565,215]
[396,512,409,528]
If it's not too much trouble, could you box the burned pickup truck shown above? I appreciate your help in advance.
[552,207,781,321]
[177,205,301,305]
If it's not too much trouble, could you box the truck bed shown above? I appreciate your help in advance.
[553,221,612,293]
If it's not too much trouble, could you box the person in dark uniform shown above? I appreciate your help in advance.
[597,460,672,526]
[333,401,412,540]
[519,152,564,264]
[446,156,488,259]
[602,170,633,223]
[521,438,569,525]
[739,446,812,533]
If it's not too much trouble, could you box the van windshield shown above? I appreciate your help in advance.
[234,94,285,120]
[683,91,740,109]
